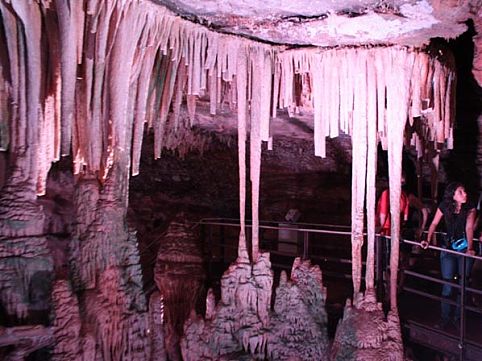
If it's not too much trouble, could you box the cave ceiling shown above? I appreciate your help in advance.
[153,0,474,47]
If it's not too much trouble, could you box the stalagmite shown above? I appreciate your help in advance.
[182,257,329,360]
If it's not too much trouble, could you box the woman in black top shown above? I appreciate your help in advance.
[421,182,476,327]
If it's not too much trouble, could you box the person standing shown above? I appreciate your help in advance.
[421,182,476,327]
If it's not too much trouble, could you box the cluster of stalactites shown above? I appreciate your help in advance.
[0,0,455,198]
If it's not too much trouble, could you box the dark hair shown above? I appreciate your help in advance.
[442,181,464,217]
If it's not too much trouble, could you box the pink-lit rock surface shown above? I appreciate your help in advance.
[51,280,82,361]
[0,325,53,361]
[0,170,53,321]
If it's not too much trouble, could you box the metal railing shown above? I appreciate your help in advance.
[199,218,357,281]
[198,218,482,360]
[398,238,482,361]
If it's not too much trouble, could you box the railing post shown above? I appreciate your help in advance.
[303,231,309,260]
[201,222,212,284]
[220,221,226,262]
[459,255,467,361]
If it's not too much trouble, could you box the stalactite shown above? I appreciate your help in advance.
[312,57,326,157]
[89,0,116,173]
[328,50,340,138]
[375,49,387,148]
[365,51,378,291]
[56,0,82,157]
[107,1,148,176]
[433,61,443,143]
[157,54,181,159]
[386,49,415,311]
[209,68,217,115]
[152,52,170,158]
[236,45,249,261]
[171,61,188,131]
[186,95,197,127]
[250,48,263,262]
[410,54,422,121]
[131,33,160,175]
[321,53,330,139]
[38,6,62,193]
[0,5,18,155]
[350,49,368,296]
[444,72,453,144]
[11,0,43,184]
[338,50,349,135]
[272,61,281,118]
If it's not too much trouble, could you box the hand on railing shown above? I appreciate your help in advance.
[420,240,430,250]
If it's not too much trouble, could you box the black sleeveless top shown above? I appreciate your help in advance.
[439,200,474,246]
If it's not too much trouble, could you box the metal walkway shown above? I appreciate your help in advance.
[199,218,482,361]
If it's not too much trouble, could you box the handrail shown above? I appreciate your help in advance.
[403,239,482,261]
[198,218,481,257]
[199,220,354,236]
[198,217,352,230]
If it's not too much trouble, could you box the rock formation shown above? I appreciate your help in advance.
[331,291,404,361]
[181,256,330,360]
[153,214,205,360]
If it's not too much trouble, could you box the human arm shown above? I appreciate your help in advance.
[408,194,429,239]
[419,207,429,237]
[466,208,476,255]
[421,208,443,249]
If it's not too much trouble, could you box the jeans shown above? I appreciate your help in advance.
[440,250,474,324]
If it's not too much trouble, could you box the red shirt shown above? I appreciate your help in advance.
[376,189,409,236]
